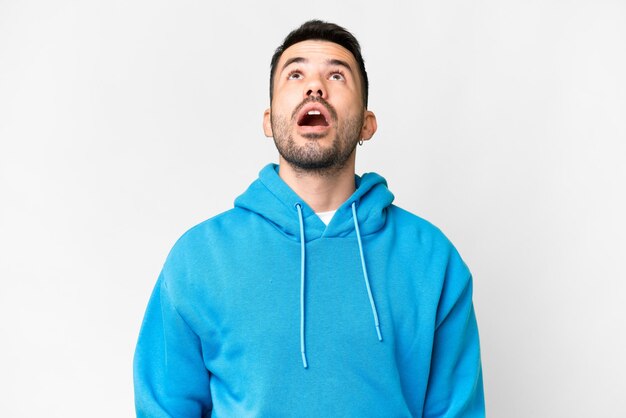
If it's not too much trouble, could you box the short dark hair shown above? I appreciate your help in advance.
[269,20,369,108]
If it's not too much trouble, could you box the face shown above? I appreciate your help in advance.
[264,40,376,173]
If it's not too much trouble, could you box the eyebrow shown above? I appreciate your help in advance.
[281,57,307,71]
[327,58,353,73]
[280,57,354,74]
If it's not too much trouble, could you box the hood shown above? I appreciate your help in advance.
[234,163,395,241]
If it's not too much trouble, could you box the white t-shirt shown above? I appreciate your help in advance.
[316,210,336,226]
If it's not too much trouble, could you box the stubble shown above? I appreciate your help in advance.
[271,98,364,177]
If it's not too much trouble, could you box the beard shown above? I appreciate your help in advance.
[271,98,364,175]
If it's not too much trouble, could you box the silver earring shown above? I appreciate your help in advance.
[358,139,364,146]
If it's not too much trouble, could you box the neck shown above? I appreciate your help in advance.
[277,156,356,213]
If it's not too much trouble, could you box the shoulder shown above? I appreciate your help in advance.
[387,205,454,248]
[388,204,473,295]
[170,207,253,249]
[157,207,256,304]
[160,207,250,274]
[387,204,470,272]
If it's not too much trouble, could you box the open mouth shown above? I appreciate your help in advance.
[295,102,333,129]
[298,110,329,127]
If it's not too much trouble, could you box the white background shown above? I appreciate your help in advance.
[1,1,625,416]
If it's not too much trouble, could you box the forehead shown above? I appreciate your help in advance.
[277,40,358,70]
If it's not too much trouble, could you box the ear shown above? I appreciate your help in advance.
[263,108,273,137]
[360,110,377,141]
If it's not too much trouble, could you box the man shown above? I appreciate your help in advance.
[134,20,485,417]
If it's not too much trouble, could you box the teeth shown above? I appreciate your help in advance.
[307,110,321,115]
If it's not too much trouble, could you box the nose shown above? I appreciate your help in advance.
[306,88,324,98]
[305,76,326,99]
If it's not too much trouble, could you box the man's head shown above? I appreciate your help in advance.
[264,21,377,175]
[269,20,369,108]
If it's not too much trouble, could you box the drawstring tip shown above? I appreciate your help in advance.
[376,326,383,342]
[301,352,308,369]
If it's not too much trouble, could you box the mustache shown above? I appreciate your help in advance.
[290,96,338,122]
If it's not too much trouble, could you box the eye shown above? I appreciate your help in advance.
[329,71,345,81]
[287,70,303,80]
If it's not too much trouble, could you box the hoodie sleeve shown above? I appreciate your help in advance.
[133,273,212,417]
[423,248,485,417]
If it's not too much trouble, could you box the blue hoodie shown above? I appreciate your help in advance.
[134,164,485,417]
